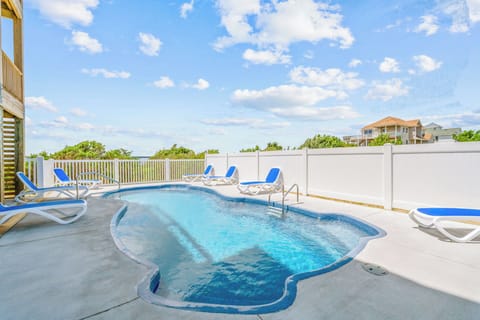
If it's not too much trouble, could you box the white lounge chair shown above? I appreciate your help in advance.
[202,166,239,186]
[182,164,214,182]
[15,172,88,203]
[409,207,480,243]
[53,168,101,189]
[0,199,87,225]
[237,167,283,195]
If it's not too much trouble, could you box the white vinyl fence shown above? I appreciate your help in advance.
[206,143,480,211]
[25,158,205,188]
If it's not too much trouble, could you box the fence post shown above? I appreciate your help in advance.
[226,153,229,169]
[36,158,54,187]
[302,148,309,195]
[383,144,393,210]
[256,150,260,180]
[165,158,171,181]
[36,156,45,187]
[114,158,119,182]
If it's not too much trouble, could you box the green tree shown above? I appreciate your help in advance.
[28,151,51,159]
[299,134,348,149]
[103,148,133,159]
[196,149,219,159]
[453,130,480,142]
[240,145,260,153]
[263,141,283,151]
[51,141,107,159]
[38,141,134,160]
[368,134,402,146]
[150,144,197,159]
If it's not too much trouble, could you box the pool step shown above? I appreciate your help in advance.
[267,205,284,218]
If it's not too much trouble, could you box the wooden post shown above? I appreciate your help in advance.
[14,117,24,194]
[13,16,23,100]
[0,108,4,203]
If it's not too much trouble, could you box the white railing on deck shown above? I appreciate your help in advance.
[24,158,205,187]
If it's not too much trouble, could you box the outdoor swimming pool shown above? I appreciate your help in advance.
[107,185,383,314]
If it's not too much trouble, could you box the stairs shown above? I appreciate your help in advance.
[267,204,284,218]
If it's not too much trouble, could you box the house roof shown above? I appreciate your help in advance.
[424,122,442,129]
[363,116,422,129]
[424,127,462,135]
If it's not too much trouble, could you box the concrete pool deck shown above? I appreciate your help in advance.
[0,183,479,320]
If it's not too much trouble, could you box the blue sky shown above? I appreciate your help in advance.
[13,0,480,155]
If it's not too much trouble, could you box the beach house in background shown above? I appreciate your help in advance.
[0,0,24,201]
[343,116,463,146]
[422,123,461,143]
[344,116,428,146]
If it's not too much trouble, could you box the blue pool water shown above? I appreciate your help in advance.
[108,185,383,313]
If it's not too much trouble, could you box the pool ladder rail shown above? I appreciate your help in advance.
[267,184,302,218]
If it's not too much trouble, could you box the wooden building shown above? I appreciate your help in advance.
[1,0,24,201]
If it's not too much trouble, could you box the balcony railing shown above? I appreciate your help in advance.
[2,51,23,101]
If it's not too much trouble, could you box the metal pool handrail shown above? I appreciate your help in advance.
[268,183,300,217]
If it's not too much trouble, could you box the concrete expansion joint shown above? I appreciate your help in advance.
[0,228,98,247]
[77,297,140,320]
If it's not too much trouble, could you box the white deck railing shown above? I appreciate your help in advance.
[24,158,205,187]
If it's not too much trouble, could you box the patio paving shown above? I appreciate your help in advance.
[1,184,479,320]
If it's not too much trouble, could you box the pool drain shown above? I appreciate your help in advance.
[361,263,389,276]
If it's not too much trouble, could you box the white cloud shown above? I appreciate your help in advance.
[138,32,162,56]
[201,118,290,129]
[70,31,103,54]
[180,0,195,18]
[348,59,362,68]
[153,76,175,89]
[25,96,58,112]
[81,68,131,79]
[214,0,354,52]
[289,66,364,91]
[233,85,340,110]
[25,116,33,127]
[70,108,89,117]
[76,122,94,130]
[379,57,400,73]
[365,78,409,101]
[29,0,99,28]
[242,48,291,65]
[468,0,480,23]
[415,15,439,36]
[422,109,480,128]
[440,0,480,33]
[269,105,360,120]
[55,116,69,125]
[413,55,442,72]
[192,78,210,90]
[40,116,69,128]
[304,50,314,59]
